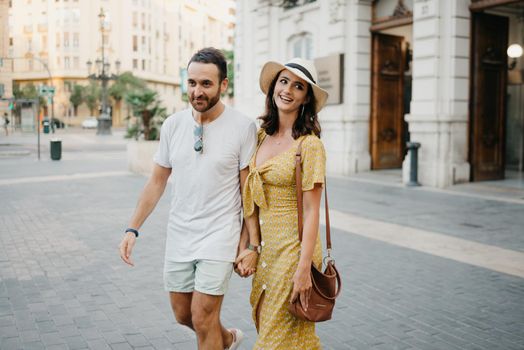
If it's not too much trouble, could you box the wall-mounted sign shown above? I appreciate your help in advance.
[315,53,344,105]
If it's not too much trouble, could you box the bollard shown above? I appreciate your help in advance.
[50,139,62,161]
[406,142,421,187]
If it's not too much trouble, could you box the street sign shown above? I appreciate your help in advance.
[38,85,55,96]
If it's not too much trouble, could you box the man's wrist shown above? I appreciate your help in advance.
[125,228,139,238]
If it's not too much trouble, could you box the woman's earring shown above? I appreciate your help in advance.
[301,104,305,118]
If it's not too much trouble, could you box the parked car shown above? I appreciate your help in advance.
[81,117,98,129]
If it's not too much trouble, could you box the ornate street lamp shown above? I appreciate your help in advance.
[86,8,120,135]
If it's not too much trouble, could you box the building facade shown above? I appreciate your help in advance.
[0,0,11,106]
[235,0,524,187]
[3,0,235,127]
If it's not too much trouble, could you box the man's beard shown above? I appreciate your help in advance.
[190,89,221,113]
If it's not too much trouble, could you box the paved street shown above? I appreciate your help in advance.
[1,130,524,350]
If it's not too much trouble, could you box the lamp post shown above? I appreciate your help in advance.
[86,8,120,135]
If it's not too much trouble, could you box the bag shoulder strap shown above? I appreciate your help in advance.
[295,137,332,251]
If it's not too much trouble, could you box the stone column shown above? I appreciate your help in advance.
[332,0,372,175]
[405,0,471,187]
[234,0,272,117]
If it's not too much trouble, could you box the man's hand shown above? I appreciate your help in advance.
[234,249,258,277]
[119,232,137,266]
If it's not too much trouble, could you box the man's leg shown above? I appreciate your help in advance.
[164,260,197,329]
[169,292,193,329]
[192,291,231,350]
[192,259,237,349]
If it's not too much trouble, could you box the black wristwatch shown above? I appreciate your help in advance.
[125,228,139,238]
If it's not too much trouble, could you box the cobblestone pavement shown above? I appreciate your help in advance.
[1,130,523,349]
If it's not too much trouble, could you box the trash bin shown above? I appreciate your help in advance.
[43,119,50,134]
[50,139,61,160]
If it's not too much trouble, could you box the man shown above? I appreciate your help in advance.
[3,113,9,136]
[119,47,258,350]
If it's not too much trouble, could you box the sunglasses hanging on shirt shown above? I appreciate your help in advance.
[194,124,203,153]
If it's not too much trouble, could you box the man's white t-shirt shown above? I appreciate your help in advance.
[154,106,257,263]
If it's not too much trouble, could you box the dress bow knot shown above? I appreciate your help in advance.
[243,167,267,217]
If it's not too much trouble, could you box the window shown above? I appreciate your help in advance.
[64,81,72,92]
[142,36,146,52]
[71,9,80,23]
[73,33,79,47]
[27,37,32,52]
[132,35,138,51]
[142,59,146,70]
[64,32,69,48]
[73,57,79,69]
[56,57,60,68]
[9,37,13,46]
[289,33,313,59]
[132,12,137,28]
[41,35,47,49]
[141,13,145,30]
[133,59,138,69]
[64,56,70,69]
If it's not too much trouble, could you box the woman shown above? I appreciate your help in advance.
[238,58,329,349]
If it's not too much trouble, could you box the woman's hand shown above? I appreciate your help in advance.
[234,249,258,277]
[290,265,312,311]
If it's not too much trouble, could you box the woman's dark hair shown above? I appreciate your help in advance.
[188,47,227,82]
[259,71,321,138]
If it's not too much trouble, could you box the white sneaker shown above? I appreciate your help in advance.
[227,328,244,350]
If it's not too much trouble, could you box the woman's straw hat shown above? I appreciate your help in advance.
[259,57,329,113]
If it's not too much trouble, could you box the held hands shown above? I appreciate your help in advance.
[119,232,137,266]
[234,249,258,277]
[290,265,312,311]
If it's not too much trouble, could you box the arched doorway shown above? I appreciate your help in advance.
[469,0,524,181]
[370,0,413,169]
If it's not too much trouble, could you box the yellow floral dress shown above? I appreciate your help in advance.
[243,129,325,350]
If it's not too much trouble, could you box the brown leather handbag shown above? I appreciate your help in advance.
[288,139,342,322]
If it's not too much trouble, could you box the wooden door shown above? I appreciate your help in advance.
[470,13,508,181]
[370,33,405,169]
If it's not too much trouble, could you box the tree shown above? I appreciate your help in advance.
[12,83,47,117]
[69,84,84,116]
[84,81,100,115]
[223,50,235,98]
[108,71,147,124]
[108,71,146,102]
[125,88,167,140]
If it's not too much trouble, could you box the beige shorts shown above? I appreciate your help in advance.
[163,259,233,296]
